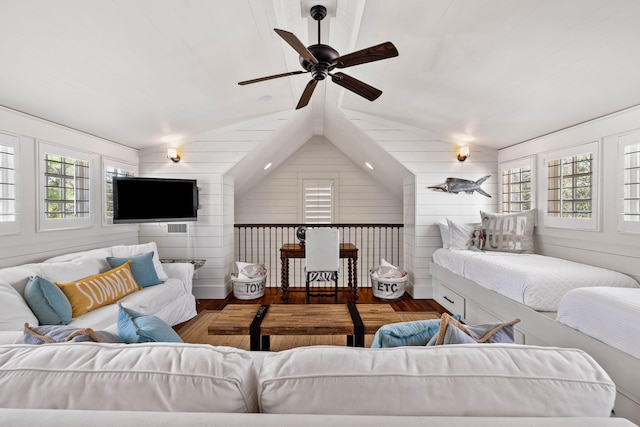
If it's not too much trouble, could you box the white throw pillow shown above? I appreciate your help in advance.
[446,219,476,250]
[112,242,168,282]
[437,221,450,249]
[0,278,39,329]
[480,209,535,253]
[40,257,107,284]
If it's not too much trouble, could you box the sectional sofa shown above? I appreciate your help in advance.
[0,241,196,345]
[0,243,636,425]
[0,342,635,426]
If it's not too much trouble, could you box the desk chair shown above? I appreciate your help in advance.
[305,228,340,303]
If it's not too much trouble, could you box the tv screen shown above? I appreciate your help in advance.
[113,177,198,223]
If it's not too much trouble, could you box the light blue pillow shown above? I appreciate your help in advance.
[371,319,441,348]
[117,303,182,343]
[23,276,72,325]
[106,251,161,287]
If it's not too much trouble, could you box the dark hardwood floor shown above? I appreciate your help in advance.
[194,287,447,313]
[174,288,447,331]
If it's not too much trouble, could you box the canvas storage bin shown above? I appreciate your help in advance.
[370,268,407,301]
[232,274,266,300]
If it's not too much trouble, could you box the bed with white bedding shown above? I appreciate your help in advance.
[430,252,640,424]
[432,248,639,311]
[557,287,640,359]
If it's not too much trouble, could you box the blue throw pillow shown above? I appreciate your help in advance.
[371,319,441,348]
[117,303,182,343]
[106,251,161,287]
[23,276,72,325]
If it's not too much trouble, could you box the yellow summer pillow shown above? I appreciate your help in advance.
[56,261,141,318]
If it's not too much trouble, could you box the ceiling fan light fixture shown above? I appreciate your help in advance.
[237,4,398,109]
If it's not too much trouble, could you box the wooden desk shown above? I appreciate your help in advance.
[280,243,358,303]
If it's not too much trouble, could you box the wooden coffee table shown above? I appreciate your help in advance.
[207,304,401,351]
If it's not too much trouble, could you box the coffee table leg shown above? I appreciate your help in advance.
[346,335,354,346]
[261,335,270,351]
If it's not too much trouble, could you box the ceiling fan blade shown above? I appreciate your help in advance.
[238,70,307,85]
[274,29,318,65]
[333,41,398,69]
[296,80,318,109]
[331,72,382,101]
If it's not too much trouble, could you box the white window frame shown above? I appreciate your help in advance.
[299,175,338,224]
[102,158,137,226]
[617,131,640,234]
[37,141,94,232]
[0,132,20,236]
[542,140,599,230]
[499,156,535,214]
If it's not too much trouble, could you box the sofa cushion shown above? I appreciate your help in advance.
[23,276,72,325]
[0,264,42,295]
[0,278,38,330]
[258,345,616,417]
[56,262,141,318]
[44,248,113,264]
[0,342,258,412]
[40,257,109,284]
[23,324,122,344]
[111,242,168,282]
[106,251,161,288]
[117,303,182,343]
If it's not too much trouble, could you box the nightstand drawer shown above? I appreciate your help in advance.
[438,284,465,318]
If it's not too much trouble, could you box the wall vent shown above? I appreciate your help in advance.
[167,223,188,234]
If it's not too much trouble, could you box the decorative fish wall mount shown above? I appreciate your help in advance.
[428,175,491,198]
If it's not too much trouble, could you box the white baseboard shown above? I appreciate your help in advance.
[406,281,432,299]
[193,282,232,299]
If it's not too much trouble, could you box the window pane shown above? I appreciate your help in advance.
[501,163,532,213]
[623,143,640,222]
[44,153,90,219]
[547,151,593,219]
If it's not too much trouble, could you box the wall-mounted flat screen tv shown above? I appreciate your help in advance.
[113,177,199,223]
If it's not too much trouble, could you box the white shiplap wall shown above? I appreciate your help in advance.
[0,107,139,267]
[349,114,498,297]
[499,105,640,283]
[403,175,416,295]
[137,115,292,298]
[235,135,403,224]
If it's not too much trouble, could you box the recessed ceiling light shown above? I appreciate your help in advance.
[365,162,374,170]
[264,162,272,170]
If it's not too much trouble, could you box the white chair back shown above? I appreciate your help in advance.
[305,228,340,272]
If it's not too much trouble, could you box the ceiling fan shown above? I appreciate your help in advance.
[238,4,399,109]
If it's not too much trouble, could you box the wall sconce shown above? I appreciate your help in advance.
[167,148,181,163]
[457,146,470,162]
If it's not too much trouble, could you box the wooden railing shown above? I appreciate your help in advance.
[234,224,404,289]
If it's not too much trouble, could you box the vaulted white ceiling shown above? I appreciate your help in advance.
[1,0,640,162]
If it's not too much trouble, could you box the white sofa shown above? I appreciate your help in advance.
[0,242,196,344]
[0,342,635,426]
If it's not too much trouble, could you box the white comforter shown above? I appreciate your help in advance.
[557,287,640,359]
[432,249,639,311]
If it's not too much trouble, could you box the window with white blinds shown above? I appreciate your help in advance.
[543,141,598,230]
[0,132,19,234]
[303,180,333,224]
[619,135,640,233]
